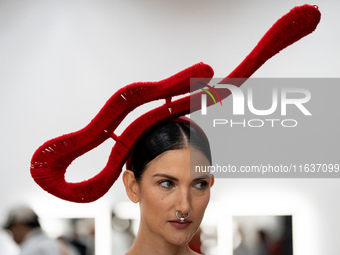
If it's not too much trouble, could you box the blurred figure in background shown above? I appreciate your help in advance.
[67,218,95,255]
[233,226,250,255]
[111,213,135,254]
[3,205,79,255]
[269,216,293,255]
[255,230,270,255]
[0,228,19,255]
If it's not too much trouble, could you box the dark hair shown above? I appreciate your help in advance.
[4,206,41,230]
[130,121,211,182]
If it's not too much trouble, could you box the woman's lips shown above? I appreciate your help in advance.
[168,220,192,229]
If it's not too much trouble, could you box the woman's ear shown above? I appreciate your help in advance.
[210,174,215,188]
[122,170,140,203]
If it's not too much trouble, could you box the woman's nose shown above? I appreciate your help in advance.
[176,188,191,213]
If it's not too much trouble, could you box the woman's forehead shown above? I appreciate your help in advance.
[143,148,211,178]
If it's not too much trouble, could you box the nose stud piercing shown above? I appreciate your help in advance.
[176,211,190,222]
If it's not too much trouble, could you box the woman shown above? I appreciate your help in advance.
[123,117,214,255]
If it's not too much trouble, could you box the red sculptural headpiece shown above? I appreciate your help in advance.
[30,4,321,203]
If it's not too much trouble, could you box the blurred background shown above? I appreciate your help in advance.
[0,0,339,254]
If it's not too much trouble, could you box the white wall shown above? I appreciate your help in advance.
[0,0,339,254]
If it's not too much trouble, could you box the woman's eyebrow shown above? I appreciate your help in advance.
[193,174,211,180]
[152,173,178,181]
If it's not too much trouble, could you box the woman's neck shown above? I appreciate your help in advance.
[126,221,194,255]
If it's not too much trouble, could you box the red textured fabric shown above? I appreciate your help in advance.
[31,63,214,203]
[30,4,321,203]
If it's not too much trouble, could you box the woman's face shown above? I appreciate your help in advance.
[136,147,213,247]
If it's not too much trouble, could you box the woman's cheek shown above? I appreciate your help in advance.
[147,187,172,208]
[195,191,211,213]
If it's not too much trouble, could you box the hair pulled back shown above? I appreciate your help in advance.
[130,121,211,182]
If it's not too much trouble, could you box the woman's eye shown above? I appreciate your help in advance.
[194,181,208,190]
[159,180,174,189]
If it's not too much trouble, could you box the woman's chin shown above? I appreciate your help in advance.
[167,235,193,247]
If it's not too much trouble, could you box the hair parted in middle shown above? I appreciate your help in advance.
[130,120,212,182]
